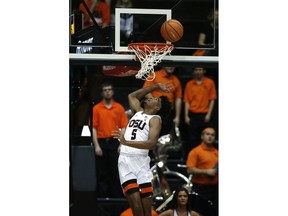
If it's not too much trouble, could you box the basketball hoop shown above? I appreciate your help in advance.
[128,43,174,81]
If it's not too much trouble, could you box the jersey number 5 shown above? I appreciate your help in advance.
[131,129,137,140]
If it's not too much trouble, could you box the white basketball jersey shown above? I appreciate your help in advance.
[174,210,191,216]
[120,111,161,156]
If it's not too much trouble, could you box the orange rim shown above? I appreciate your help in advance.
[128,42,174,51]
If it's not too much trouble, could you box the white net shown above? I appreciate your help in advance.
[128,43,174,81]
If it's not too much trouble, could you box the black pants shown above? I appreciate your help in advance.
[192,184,218,216]
[186,112,215,151]
[96,138,123,198]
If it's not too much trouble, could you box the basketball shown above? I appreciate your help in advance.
[160,19,184,42]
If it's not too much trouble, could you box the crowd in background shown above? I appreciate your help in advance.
[70,1,219,216]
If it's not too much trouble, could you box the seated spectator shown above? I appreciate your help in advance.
[79,0,111,29]
[193,8,218,56]
[158,187,201,216]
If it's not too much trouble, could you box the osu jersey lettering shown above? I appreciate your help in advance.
[120,111,161,156]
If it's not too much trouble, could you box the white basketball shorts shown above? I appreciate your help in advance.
[118,152,153,197]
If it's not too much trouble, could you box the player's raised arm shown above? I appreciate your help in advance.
[128,83,171,112]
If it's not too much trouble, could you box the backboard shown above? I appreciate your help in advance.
[70,0,218,63]
[114,8,172,52]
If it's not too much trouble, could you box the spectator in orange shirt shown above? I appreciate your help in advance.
[183,67,217,151]
[143,67,182,135]
[92,82,128,197]
[79,0,111,29]
[186,127,218,215]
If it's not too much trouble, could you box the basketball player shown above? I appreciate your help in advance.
[112,83,171,216]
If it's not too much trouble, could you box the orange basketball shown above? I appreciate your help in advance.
[160,19,184,42]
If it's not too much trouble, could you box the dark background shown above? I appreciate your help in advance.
[69,1,218,215]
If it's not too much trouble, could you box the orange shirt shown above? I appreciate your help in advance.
[143,69,182,104]
[79,0,110,28]
[186,143,218,185]
[120,208,158,216]
[92,100,128,138]
[183,77,216,113]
